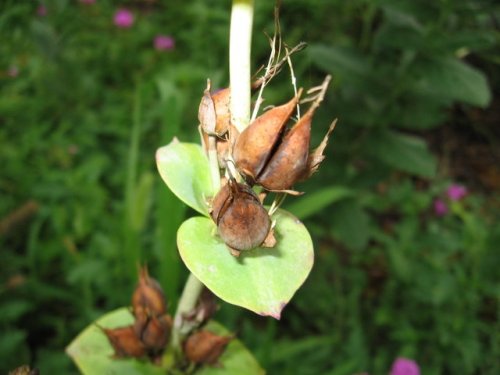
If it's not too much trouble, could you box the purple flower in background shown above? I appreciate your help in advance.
[154,35,175,51]
[114,9,134,28]
[390,358,420,375]
[446,184,467,201]
[433,199,448,216]
[37,5,47,16]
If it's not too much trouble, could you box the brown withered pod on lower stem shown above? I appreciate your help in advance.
[234,75,336,194]
[183,330,233,367]
[101,266,172,361]
[210,180,271,256]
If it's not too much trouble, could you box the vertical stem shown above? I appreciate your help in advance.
[230,0,254,132]
[169,0,255,363]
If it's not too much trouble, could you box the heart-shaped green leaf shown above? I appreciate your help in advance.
[177,209,314,319]
[156,139,215,216]
[66,308,264,375]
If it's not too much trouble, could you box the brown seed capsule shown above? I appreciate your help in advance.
[256,106,313,191]
[183,330,232,365]
[101,325,146,358]
[132,267,166,318]
[134,313,172,353]
[212,88,231,136]
[233,92,301,184]
[8,365,39,375]
[211,182,271,252]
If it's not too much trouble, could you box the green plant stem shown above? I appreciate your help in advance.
[230,0,254,132]
[169,0,254,363]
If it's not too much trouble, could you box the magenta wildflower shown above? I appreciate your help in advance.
[114,9,134,28]
[390,358,420,375]
[154,35,175,51]
[446,184,467,201]
[433,199,448,216]
[37,5,47,16]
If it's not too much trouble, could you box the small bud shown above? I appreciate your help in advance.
[233,92,301,184]
[101,325,146,358]
[211,182,271,252]
[132,267,166,318]
[183,330,232,365]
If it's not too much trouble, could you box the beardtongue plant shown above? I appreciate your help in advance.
[66,1,336,374]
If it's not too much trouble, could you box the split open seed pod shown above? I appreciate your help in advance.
[101,325,146,358]
[210,181,271,253]
[233,91,301,184]
[132,267,167,318]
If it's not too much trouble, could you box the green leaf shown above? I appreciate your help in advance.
[285,186,354,220]
[66,308,164,375]
[366,129,437,178]
[66,308,264,375]
[177,210,313,319]
[156,140,215,216]
[413,57,491,107]
[329,199,371,251]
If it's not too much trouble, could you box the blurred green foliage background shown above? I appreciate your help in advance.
[1,0,499,374]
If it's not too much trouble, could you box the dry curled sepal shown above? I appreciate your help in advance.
[210,181,271,253]
[99,325,146,358]
[301,119,337,181]
[233,90,302,183]
[183,330,233,366]
[132,266,167,318]
[198,79,218,136]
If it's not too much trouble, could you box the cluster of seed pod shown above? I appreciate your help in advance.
[101,267,232,367]
[200,76,336,255]
[101,267,172,361]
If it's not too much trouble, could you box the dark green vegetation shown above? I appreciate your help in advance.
[1,1,499,374]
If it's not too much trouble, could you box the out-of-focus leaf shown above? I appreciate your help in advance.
[177,210,313,319]
[330,199,370,251]
[156,140,215,216]
[365,129,437,178]
[413,57,491,107]
[286,186,354,220]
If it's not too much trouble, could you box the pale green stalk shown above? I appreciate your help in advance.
[169,0,254,361]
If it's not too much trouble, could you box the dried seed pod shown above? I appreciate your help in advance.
[183,330,232,365]
[256,106,313,191]
[101,325,146,358]
[198,80,217,136]
[211,182,271,252]
[233,92,301,183]
[132,267,166,318]
[183,288,218,326]
[212,88,231,136]
[8,365,39,375]
[134,314,172,353]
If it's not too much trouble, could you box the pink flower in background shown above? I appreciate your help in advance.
[114,9,134,28]
[433,199,448,216]
[8,66,19,78]
[154,35,175,51]
[446,184,467,201]
[37,5,47,16]
[390,358,420,375]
